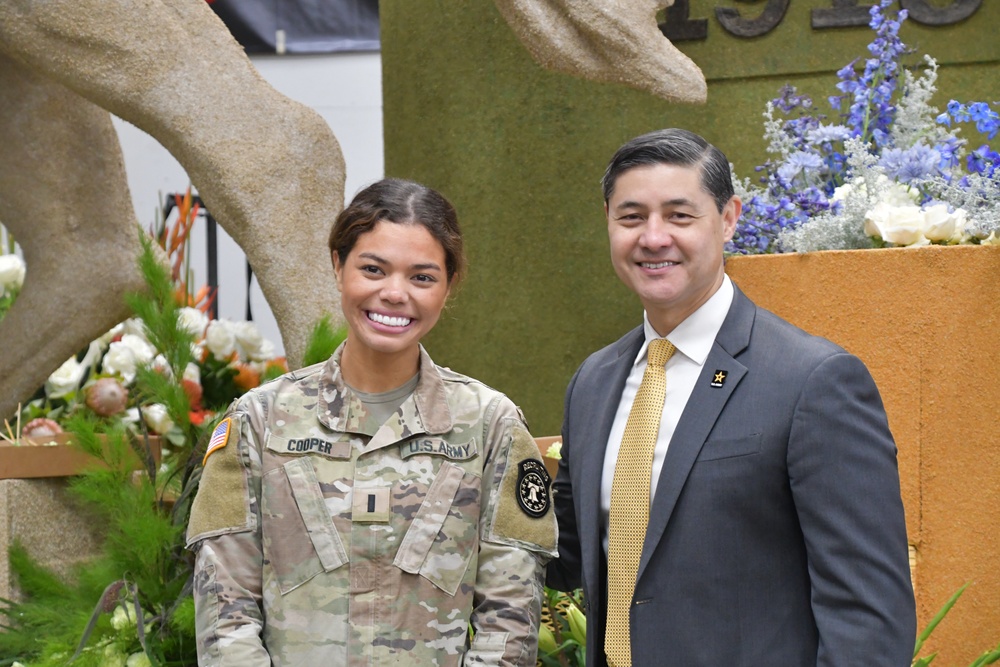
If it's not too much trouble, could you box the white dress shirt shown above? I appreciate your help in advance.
[600,275,735,551]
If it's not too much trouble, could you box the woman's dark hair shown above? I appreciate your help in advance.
[328,178,466,284]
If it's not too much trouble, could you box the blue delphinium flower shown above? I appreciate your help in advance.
[728,0,1000,254]
[830,0,907,147]
[806,125,851,145]
[935,136,963,173]
[938,101,1000,139]
[879,144,941,184]
[936,101,1000,177]
[777,151,824,184]
[967,145,1000,177]
[726,194,797,255]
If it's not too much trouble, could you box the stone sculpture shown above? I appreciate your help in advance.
[494,0,707,104]
[0,0,346,421]
[0,0,704,421]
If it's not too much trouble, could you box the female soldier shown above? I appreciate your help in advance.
[187,178,557,666]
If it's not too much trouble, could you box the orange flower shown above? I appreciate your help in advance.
[233,363,261,392]
[181,379,203,410]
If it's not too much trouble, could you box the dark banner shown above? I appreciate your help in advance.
[208,0,379,54]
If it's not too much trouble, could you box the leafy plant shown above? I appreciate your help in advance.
[301,314,348,367]
[0,286,17,324]
[912,584,1000,667]
[538,587,586,667]
[0,233,346,666]
[0,233,204,666]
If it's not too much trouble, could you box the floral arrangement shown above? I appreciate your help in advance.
[3,191,288,449]
[0,225,343,666]
[729,0,1000,254]
[13,308,287,446]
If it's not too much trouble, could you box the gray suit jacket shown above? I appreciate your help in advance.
[547,286,915,666]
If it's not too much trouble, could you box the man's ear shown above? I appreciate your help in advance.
[722,195,742,242]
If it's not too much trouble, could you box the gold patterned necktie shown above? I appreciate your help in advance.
[605,338,675,667]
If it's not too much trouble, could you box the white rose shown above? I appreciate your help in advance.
[248,337,275,363]
[101,342,136,381]
[122,334,157,363]
[98,322,125,347]
[874,176,919,207]
[151,354,172,377]
[178,307,209,338]
[0,254,26,294]
[865,203,928,247]
[103,335,156,383]
[949,208,970,243]
[183,362,201,384]
[123,407,141,424]
[232,321,266,361]
[205,319,236,360]
[121,318,150,341]
[921,204,957,242]
[142,403,174,435]
[45,355,87,399]
[80,340,105,369]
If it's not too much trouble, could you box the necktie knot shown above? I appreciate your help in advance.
[647,338,675,368]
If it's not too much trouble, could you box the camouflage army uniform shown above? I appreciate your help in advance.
[187,344,557,666]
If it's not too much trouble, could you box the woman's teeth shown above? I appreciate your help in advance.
[368,312,412,327]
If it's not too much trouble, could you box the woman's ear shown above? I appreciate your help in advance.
[332,252,343,292]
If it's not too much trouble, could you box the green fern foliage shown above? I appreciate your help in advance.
[301,314,347,367]
[125,234,195,380]
[0,236,201,666]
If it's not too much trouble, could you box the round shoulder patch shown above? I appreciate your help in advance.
[516,459,552,518]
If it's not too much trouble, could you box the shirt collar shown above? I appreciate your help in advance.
[637,274,735,366]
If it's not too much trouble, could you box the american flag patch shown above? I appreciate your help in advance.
[202,417,232,465]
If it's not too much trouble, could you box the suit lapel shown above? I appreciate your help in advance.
[637,287,756,581]
[579,326,644,604]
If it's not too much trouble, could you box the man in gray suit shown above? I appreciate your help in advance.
[547,128,915,666]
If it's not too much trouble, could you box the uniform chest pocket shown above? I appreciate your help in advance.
[393,460,481,596]
[261,457,349,594]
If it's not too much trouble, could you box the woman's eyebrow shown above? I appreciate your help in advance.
[357,251,387,264]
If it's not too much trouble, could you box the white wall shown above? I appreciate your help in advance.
[112,51,383,356]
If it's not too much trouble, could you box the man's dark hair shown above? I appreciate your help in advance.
[601,128,734,213]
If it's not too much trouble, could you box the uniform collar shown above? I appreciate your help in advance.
[317,343,453,436]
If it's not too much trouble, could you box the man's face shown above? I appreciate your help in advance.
[606,162,740,335]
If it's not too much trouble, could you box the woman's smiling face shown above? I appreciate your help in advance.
[333,219,451,360]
